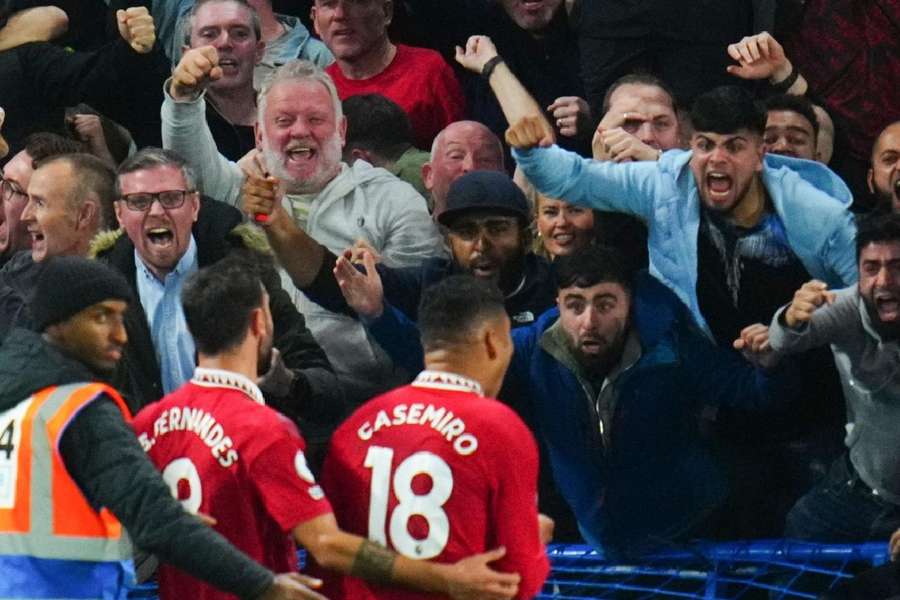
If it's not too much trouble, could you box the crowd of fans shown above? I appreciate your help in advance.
[0,0,898,598]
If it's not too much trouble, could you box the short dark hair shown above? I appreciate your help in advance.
[856,213,900,260]
[181,253,266,355]
[39,153,117,229]
[23,132,84,168]
[115,147,197,198]
[690,86,766,136]
[418,275,506,350]
[183,0,261,46]
[343,94,414,161]
[601,72,678,115]
[764,94,819,138]
[552,245,633,292]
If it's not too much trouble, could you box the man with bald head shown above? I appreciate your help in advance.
[424,120,505,217]
[869,121,900,213]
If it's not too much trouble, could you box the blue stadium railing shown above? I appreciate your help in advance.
[538,540,889,599]
[127,540,890,599]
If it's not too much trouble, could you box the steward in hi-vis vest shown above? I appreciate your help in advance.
[0,383,134,598]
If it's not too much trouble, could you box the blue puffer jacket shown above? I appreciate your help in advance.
[505,273,785,556]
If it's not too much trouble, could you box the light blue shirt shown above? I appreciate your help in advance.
[136,236,198,394]
[513,145,858,335]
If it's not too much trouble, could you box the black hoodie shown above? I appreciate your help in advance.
[0,327,273,598]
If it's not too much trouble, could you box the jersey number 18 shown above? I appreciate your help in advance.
[364,446,453,559]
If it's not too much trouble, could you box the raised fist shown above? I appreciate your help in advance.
[170,46,223,101]
[505,115,555,151]
[784,280,836,329]
[117,7,155,54]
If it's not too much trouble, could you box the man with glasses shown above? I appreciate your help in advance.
[0,152,115,340]
[0,133,82,268]
[92,148,343,459]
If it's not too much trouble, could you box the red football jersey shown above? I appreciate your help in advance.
[132,375,332,600]
[320,371,549,599]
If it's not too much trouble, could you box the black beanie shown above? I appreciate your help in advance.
[31,256,134,331]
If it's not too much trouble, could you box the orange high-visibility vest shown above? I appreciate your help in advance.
[0,382,134,599]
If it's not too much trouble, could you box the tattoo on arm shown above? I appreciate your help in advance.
[350,539,397,582]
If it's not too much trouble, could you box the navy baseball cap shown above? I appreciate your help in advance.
[437,171,530,227]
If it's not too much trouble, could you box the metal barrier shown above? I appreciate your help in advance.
[127,541,890,599]
[538,541,889,599]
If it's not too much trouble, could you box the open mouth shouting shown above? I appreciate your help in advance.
[469,256,498,279]
[285,141,316,166]
[874,290,900,322]
[146,225,175,250]
[27,225,45,253]
[705,171,733,204]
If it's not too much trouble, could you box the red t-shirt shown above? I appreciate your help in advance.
[327,44,466,150]
[319,372,549,599]
[132,380,332,600]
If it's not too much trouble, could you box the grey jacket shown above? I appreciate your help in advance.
[769,286,900,503]
[162,90,444,401]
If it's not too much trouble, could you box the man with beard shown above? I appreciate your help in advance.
[246,170,555,330]
[0,256,327,600]
[768,213,900,542]
[133,257,522,600]
[868,121,900,213]
[508,83,857,538]
[332,244,786,555]
[93,147,341,466]
[164,58,442,403]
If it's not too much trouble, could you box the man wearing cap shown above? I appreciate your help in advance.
[0,256,326,600]
[245,169,555,330]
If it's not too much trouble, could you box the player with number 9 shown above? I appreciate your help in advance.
[319,275,550,599]
[132,257,522,600]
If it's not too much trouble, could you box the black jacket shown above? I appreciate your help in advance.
[0,250,43,341]
[0,327,273,598]
[0,39,168,157]
[93,199,347,450]
[306,248,556,328]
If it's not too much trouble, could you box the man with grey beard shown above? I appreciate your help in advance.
[162,58,443,403]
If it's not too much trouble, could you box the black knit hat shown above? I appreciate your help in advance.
[31,256,134,331]
[437,170,530,227]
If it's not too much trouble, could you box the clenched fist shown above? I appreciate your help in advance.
[117,7,155,54]
[784,280,836,329]
[242,172,289,228]
[170,46,223,101]
[505,115,555,150]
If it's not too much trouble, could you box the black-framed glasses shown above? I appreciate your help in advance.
[0,175,27,203]
[120,190,194,212]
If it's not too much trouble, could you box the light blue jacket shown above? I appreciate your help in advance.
[513,146,858,335]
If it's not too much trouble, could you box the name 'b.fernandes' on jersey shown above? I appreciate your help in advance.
[320,371,549,599]
[132,373,333,600]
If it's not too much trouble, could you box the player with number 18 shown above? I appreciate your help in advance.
[319,275,550,599]
[132,258,522,600]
